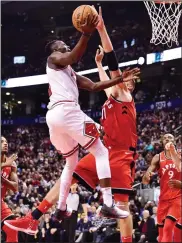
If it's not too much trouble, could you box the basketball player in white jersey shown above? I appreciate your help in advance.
[45,16,139,220]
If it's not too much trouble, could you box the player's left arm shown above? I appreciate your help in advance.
[76,73,123,92]
[1,166,18,192]
[95,6,140,93]
[95,6,123,82]
[76,69,138,92]
[95,45,112,98]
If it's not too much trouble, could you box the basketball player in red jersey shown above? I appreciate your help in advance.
[4,7,140,237]
[142,133,182,242]
[165,141,182,242]
[1,136,19,242]
[72,7,138,243]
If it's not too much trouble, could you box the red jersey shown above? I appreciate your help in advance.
[158,151,181,201]
[1,165,13,199]
[100,95,137,150]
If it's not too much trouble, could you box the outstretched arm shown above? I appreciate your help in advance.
[76,73,123,92]
[142,154,159,184]
[95,6,122,80]
[49,35,90,67]
[94,45,140,98]
[95,46,112,97]
[49,15,99,67]
[95,6,140,98]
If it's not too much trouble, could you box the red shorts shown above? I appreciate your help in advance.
[1,200,13,222]
[157,196,182,225]
[73,149,136,202]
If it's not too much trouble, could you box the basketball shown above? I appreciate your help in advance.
[72,5,98,33]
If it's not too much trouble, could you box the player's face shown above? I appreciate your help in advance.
[55,41,71,53]
[163,133,175,147]
[126,80,135,92]
[143,210,149,219]
[153,206,157,214]
[1,137,8,154]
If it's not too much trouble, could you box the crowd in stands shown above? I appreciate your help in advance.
[1,23,169,80]
[3,2,182,80]
[2,106,181,243]
[1,75,181,119]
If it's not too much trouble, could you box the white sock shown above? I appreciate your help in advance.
[58,179,71,211]
[101,187,113,207]
[58,151,78,211]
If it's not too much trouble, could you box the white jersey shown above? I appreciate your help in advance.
[47,64,79,109]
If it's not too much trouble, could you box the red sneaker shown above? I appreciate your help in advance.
[2,224,18,242]
[4,213,39,235]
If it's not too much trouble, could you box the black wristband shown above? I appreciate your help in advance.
[105,50,118,71]
[82,32,92,38]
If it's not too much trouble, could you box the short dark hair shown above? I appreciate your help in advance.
[45,40,57,55]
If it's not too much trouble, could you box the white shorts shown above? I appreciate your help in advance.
[46,102,100,157]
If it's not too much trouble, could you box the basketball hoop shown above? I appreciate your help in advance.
[144,0,182,47]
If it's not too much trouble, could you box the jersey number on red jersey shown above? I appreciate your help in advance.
[102,100,113,120]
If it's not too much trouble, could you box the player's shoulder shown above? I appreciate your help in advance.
[114,88,133,103]
[152,153,160,163]
[11,161,17,169]
[158,151,170,163]
[108,94,122,105]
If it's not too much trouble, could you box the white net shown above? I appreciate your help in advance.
[144,1,182,47]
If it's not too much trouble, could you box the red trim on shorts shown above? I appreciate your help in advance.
[60,144,79,158]
[53,100,75,105]
[82,121,100,150]
[83,137,98,150]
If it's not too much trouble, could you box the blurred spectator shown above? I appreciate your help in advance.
[151,206,158,225]
[76,216,93,242]
[40,212,62,242]
[137,210,157,242]
[62,183,84,243]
